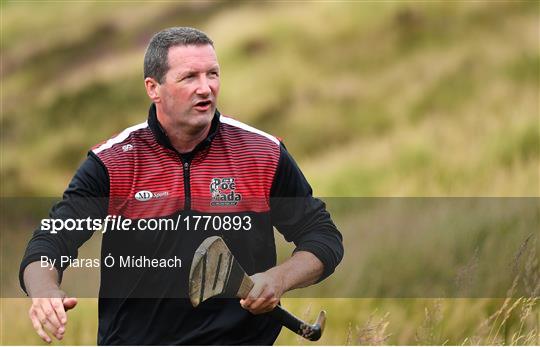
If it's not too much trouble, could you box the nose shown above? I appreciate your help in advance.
[195,76,211,96]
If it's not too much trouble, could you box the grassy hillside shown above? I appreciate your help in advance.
[2,1,538,196]
[1,1,539,345]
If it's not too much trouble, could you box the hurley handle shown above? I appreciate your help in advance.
[236,259,326,341]
[268,306,326,341]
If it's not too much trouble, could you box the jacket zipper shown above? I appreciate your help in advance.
[182,159,191,210]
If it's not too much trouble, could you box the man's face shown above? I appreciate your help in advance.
[156,44,220,131]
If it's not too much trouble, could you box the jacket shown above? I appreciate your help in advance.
[20,104,344,345]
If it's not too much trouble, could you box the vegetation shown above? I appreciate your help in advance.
[1,1,538,345]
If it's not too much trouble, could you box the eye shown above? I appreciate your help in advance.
[209,71,220,77]
[179,73,195,82]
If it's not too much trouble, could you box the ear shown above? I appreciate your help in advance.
[145,77,161,103]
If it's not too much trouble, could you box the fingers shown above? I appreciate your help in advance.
[29,298,68,342]
[29,311,51,343]
[240,279,279,314]
[241,279,264,308]
[52,298,68,325]
[246,296,279,314]
[51,298,67,339]
[241,296,279,314]
[42,318,61,339]
[42,299,63,330]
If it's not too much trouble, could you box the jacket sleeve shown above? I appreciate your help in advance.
[269,143,344,282]
[19,152,109,294]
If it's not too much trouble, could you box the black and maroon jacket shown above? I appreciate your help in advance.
[20,104,343,345]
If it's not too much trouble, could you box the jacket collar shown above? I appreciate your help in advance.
[147,103,220,155]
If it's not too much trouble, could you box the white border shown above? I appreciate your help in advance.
[93,121,148,154]
[219,115,280,145]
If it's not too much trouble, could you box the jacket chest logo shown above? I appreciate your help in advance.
[134,190,169,202]
[210,178,242,206]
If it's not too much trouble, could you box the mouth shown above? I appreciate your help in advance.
[193,100,212,112]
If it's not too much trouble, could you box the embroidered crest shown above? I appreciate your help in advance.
[210,178,242,206]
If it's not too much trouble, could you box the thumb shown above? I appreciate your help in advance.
[62,297,78,311]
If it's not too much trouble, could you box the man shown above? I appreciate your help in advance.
[20,27,343,345]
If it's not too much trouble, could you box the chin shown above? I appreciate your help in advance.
[198,108,215,120]
[190,110,214,126]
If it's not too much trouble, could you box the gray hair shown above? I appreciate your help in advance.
[144,27,214,83]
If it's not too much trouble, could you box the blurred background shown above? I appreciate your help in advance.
[1,0,538,345]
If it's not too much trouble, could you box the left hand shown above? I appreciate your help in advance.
[240,269,285,315]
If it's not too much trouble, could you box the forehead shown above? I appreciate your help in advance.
[167,44,219,72]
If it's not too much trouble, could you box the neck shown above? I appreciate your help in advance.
[156,114,212,154]
[168,126,211,154]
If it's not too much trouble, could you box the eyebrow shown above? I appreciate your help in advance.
[176,66,220,78]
